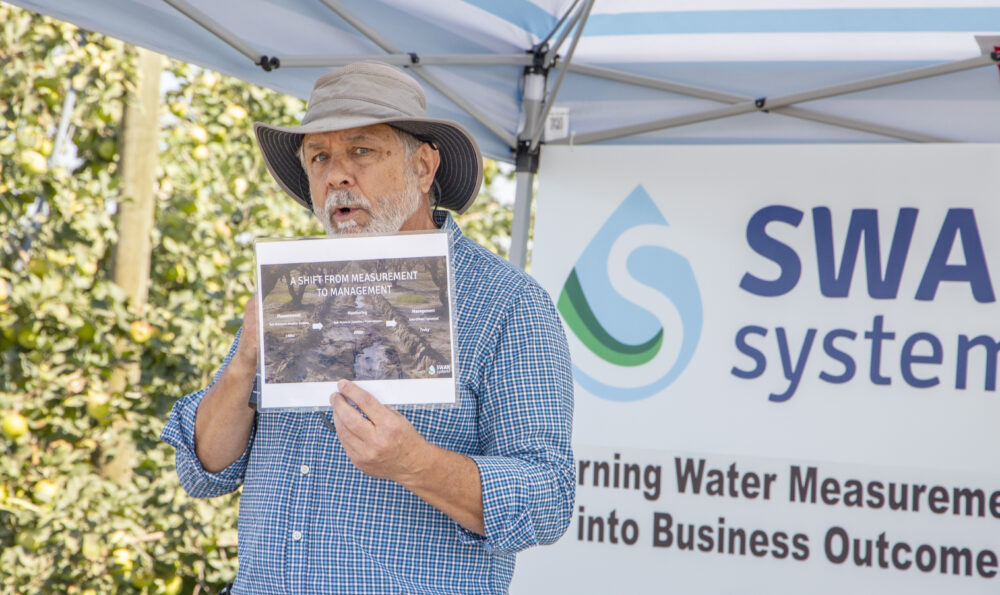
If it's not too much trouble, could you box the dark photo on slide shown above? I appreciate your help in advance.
[259,256,453,384]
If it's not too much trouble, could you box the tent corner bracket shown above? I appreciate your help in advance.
[515,141,540,174]
[527,42,552,74]
[257,56,280,72]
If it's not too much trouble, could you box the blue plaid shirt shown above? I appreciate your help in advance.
[161,214,575,594]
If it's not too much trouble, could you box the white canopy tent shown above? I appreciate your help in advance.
[11,0,1000,270]
[11,4,1000,592]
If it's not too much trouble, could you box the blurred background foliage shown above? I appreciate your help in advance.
[0,4,517,592]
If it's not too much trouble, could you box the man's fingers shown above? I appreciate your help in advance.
[330,405,363,447]
[336,379,389,424]
[235,294,260,365]
[330,392,374,439]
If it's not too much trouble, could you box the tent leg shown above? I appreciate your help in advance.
[509,171,534,270]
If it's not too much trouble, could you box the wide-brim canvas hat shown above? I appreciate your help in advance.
[254,60,483,214]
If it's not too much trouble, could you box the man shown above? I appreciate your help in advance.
[161,61,574,593]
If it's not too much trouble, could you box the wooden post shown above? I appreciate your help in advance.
[106,48,163,485]
[110,47,162,404]
[113,47,162,308]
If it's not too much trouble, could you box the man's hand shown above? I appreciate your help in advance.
[233,294,259,370]
[330,379,429,483]
[331,379,486,535]
[194,295,259,473]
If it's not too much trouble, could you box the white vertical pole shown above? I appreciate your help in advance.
[509,171,534,270]
[510,67,546,270]
[508,0,591,269]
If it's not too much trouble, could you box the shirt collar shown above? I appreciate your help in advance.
[433,209,464,253]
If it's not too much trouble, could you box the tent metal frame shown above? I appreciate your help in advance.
[508,0,594,268]
[162,0,1000,269]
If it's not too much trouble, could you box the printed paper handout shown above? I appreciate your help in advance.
[254,232,456,409]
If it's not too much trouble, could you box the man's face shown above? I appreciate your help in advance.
[301,124,429,236]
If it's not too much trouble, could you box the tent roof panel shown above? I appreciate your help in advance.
[7,0,1000,152]
[582,7,1000,35]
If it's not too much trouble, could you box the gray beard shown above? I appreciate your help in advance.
[315,180,421,236]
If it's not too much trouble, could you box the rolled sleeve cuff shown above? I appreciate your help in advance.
[160,387,254,498]
[459,455,560,553]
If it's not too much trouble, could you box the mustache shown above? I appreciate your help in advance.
[324,189,372,212]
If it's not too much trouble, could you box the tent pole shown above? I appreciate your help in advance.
[397,67,517,146]
[279,54,533,68]
[510,45,547,270]
[559,52,998,144]
[774,106,950,142]
[538,0,581,51]
[569,52,998,107]
[530,0,593,151]
[771,53,998,108]
[569,62,747,103]
[543,0,586,67]
[316,0,396,54]
[509,171,534,270]
[162,0,262,62]
[510,0,595,269]
[566,63,949,142]
[567,104,756,145]
[545,103,949,144]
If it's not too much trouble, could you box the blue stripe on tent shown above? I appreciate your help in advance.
[584,8,1000,35]
[462,0,557,39]
[590,137,908,145]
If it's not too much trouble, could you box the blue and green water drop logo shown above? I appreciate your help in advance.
[558,185,703,401]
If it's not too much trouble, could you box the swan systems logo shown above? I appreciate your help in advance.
[557,186,703,402]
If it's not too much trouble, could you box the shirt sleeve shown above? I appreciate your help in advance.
[160,329,257,498]
[460,281,576,553]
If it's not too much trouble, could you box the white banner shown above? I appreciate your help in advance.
[513,144,1000,594]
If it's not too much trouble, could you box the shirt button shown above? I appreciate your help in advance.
[292,530,303,541]
[300,464,310,475]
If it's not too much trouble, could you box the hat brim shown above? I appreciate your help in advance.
[254,116,483,214]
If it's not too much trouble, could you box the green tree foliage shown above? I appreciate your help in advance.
[460,160,516,259]
[1,5,515,592]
